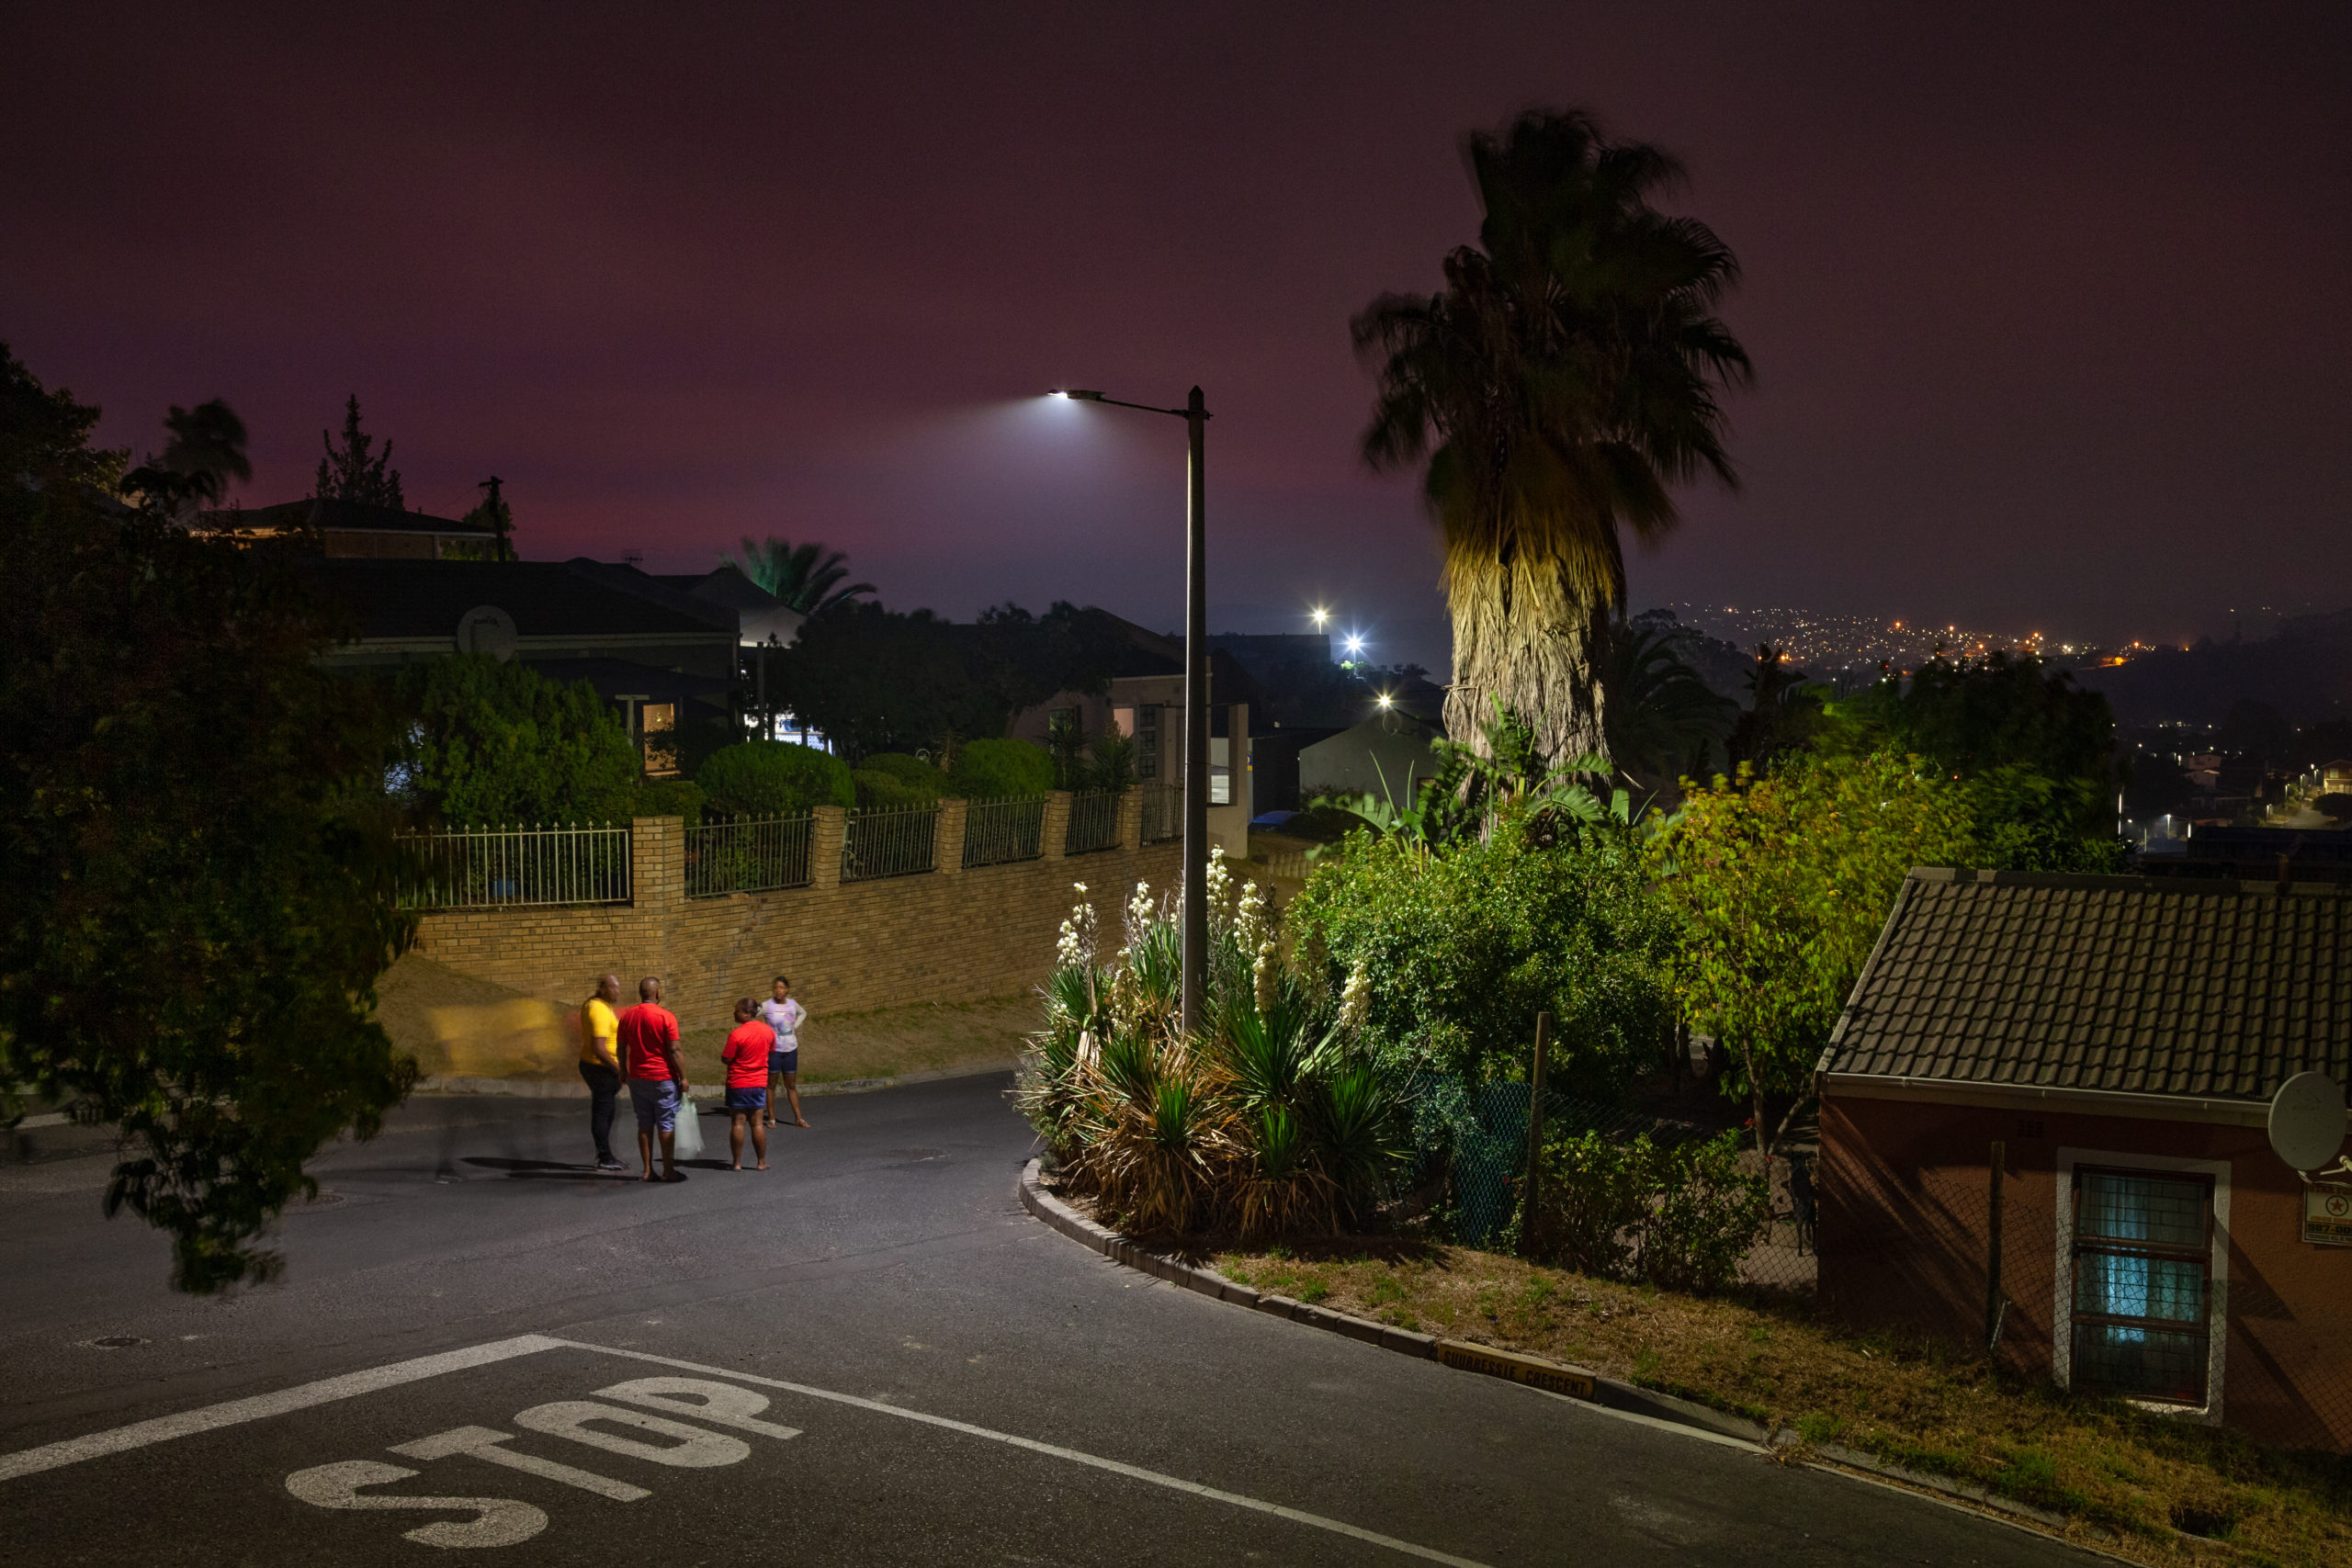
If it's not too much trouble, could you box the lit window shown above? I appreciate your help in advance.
[2070,1168,2212,1404]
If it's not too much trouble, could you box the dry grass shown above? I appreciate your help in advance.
[1212,1239,2352,1567]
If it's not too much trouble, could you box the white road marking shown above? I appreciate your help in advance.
[8,1332,1492,1565]
[389,1426,650,1502]
[283,1461,548,1549]
[544,1337,1496,1568]
[510,1401,749,1468]
[0,1334,566,1483]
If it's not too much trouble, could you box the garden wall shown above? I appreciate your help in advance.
[410,792,1182,1037]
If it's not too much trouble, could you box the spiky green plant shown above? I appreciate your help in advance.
[1315,1064,1408,1223]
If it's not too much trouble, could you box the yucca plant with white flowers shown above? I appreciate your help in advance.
[1017,850,1406,1239]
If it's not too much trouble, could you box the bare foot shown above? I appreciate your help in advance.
[793,1118,810,1128]
[756,1161,769,1169]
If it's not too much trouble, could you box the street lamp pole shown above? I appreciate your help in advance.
[1047,386,1213,1037]
[1180,386,1208,1038]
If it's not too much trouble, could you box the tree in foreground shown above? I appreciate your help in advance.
[2,346,415,1291]
[1353,108,1751,766]
[1645,752,1976,1155]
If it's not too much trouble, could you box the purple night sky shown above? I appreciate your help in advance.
[8,3,2349,671]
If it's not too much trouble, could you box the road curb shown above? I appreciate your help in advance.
[1017,1158,2125,1560]
[413,1060,1018,1101]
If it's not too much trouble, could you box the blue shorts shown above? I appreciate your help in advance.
[628,1077,680,1133]
[768,1048,799,1076]
[726,1087,768,1112]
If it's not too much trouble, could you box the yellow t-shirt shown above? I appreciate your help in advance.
[579,997,619,1068]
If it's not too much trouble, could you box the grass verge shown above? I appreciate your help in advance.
[1211,1238,2351,1567]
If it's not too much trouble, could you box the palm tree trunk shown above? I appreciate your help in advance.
[1442,541,1610,765]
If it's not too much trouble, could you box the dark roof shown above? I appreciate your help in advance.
[300,558,737,640]
[1823,868,2352,1100]
[654,565,783,614]
[220,498,497,536]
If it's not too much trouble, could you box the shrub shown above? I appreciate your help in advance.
[950,737,1053,800]
[852,752,947,809]
[1284,809,1675,1093]
[696,740,852,817]
[1536,1128,1770,1292]
[1015,857,1407,1238]
[397,655,639,827]
[631,777,707,826]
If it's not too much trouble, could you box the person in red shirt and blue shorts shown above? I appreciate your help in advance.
[720,998,775,1171]
[618,976,691,1182]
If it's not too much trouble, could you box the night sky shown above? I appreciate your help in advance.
[8,4,2348,671]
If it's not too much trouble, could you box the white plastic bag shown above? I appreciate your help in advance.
[670,1091,704,1158]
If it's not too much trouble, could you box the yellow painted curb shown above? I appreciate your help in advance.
[1432,1339,1597,1400]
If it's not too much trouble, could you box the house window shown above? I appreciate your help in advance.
[641,702,679,778]
[1136,705,1160,780]
[2070,1167,2213,1404]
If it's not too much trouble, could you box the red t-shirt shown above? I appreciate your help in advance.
[722,1022,775,1089]
[618,1003,682,1080]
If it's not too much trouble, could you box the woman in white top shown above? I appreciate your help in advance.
[758,975,809,1129]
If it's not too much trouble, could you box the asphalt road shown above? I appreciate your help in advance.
[0,1075,2098,1566]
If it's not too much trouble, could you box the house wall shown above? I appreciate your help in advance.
[411,794,1182,1033]
[1819,1091,2352,1451]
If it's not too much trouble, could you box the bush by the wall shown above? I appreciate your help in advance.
[632,777,707,826]
[853,752,947,810]
[1537,1128,1770,1292]
[696,741,853,818]
[950,737,1053,799]
[398,654,639,827]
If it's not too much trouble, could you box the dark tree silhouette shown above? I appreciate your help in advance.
[724,536,874,615]
[314,394,403,508]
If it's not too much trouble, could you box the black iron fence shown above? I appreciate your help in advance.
[685,813,814,897]
[398,824,632,909]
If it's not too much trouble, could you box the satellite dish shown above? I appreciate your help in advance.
[455,604,519,662]
[2268,1071,2347,1172]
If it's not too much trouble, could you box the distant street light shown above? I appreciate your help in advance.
[1310,606,1330,629]
[1046,386,1213,1037]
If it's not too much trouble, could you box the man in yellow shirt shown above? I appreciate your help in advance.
[579,973,626,1171]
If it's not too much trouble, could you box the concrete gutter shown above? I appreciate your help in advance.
[1018,1158,2132,1562]
[414,1059,1018,1100]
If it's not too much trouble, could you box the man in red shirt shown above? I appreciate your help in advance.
[619,976,691,1182]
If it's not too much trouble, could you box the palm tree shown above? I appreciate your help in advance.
[725,536,876,615]
[1606,621,1736,782]
[1353,109,1751,764]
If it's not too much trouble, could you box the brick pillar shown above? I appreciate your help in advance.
[936,797,968,875]
[810,805,846,891]
[1043,791,1073,859]
[1116,787,1144,852]
[630,816,683,915]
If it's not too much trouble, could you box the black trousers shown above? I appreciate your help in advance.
[579,1061,621,1159]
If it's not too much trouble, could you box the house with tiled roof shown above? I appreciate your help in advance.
[1815,868,2352,1451]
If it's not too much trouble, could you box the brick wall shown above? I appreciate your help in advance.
[1820,1090,2352,1451]
[412,789,1180,1027]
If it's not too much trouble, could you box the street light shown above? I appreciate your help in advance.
[1309,605,1329,629]
[1046,385,1213,1037]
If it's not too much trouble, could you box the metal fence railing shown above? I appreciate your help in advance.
[686,813,814,897]
[398,823,632,909]
[1139,784,1182,844]
[1064,790,1121,854]
[842,803,939,883]
[962,795,1046,869]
